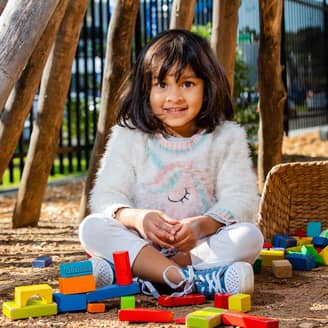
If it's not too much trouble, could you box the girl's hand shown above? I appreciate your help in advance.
[172,217,201,252]
[134,209,181,248]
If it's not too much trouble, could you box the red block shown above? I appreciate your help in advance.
[263,242,272,249]
[222,311,279,328]
[214,292,232,309]
[118,308,174,323]
[113,251,132,286]
[158,293,206,307]
[175,316,186,325]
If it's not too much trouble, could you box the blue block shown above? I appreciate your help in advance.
[59,260,93,278]
[86,282,140,302]
[286,253,316,271]
[312,236,328,249]
[273,234,297,249]
[53,293,87,313]
[307,222,321,238]
[32,256,52,268]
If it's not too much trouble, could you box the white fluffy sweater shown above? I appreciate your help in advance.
[90,121,259,224]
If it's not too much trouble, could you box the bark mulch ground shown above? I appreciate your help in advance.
[1,131,328,327]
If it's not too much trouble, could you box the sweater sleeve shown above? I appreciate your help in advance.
[89,126,138,217]
[204,123,260,224]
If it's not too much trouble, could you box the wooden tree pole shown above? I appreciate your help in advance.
[0,0,69,180]
[257,0,287,192]
[170,0,196,30]
[0,0,8,15]
[78,0,139,221]
[211,0,240,94]
[0,0,59,111]
[12,0,88,228]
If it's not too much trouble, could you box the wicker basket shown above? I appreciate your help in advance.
[258,161,328,242]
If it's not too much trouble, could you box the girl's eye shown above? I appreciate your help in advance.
[154,81,166,88]
[182,81,194,88]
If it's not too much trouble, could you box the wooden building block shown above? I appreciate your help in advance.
[158,293,206,307]
[295,237,313,246]
[118,308,174,323]
[260,250,285,266]
[272,260,293,278]
[273,234,297,249]
[285,253,316,270]
[214,293,231,309]
[87,303,105,313]
[228,293,251,312]
[222,311,279,327]
[59,260,93,278]
[2,300,57,320]
[32,256,52,268]
[301,245,324,265]
[53,292,87,313]
[319,246,328,265]
[253,257,262,273]
[14,284,53,308]
[113,251,133,286]
[59,274,96,294]
[86,281,140,302]
[307,221,321,237]
[312,236,328,248]
[120,295,135,309]
[186,307,225,328]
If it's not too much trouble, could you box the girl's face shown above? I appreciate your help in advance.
[149,63,204,137]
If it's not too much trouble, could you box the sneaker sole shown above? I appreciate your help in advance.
[225,261,254,294]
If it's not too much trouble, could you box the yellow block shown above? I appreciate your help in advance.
[14,284,53,308]
[228,293,251,312]
[2,299,57,320]
[260,249,285,266]
[186,307,225,328]
[319,246,328,265]
[294,237,312,246]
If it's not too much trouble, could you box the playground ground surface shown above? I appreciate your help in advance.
[0,131,328,328]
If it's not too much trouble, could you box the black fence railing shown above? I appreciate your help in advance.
[2,0,327,187]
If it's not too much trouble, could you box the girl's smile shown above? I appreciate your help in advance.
[149,64,204,137]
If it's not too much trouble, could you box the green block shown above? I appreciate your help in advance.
[120,295,135,309]
[301,245,324,265]
[253,257,262,273]
[320,229,328,238]
[2,299,57,320]
[186,307,225,328]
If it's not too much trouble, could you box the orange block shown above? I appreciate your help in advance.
[87,303,106,313]
[59,274,96,294]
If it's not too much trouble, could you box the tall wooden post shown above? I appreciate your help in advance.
[78,0,139,221]
[170,0,196,30]
[211,0,240,94]
[0,1,59,111]
[257,0,287,192]
[12,0,88,228]
[0,0,69,180]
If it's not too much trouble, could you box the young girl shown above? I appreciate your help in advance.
[79,29,263,297]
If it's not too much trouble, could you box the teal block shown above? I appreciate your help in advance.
[59,260,93,278]
[307,222,321,238]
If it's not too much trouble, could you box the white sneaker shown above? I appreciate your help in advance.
[89,257,115,287]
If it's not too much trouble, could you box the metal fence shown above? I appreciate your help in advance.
[2,0,327,186]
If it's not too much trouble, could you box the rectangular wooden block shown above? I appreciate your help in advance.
[2,300,57,320]
[158,293,206,307]
[86,281,140,302]
[121,295,135,309]
[273,234,297,249]
[272,260,293,278]
[214,293,231,309]
[87,303,106,313]
[53,292,87,313]
[318,246,328,265]
[307,221,321,237]
[301,245,324,265]
[59,260,93,278]
[285,253,316,270]
[118,308,173,323]
[59,274,96,294]
[15,284,53,308]
[228,293,251,312]
[186,307,225,328]
[222,311,279,327]
[32,256,52,268]
[260,250,285,266]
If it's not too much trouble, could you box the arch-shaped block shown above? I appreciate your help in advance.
[14,284,52,308]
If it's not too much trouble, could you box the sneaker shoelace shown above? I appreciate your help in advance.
[163,265,194,297]
[195,266,227,294]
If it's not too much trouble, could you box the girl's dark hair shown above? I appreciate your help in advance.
[117,29,233,134]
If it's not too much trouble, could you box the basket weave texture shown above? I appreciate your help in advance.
[258,161,328,242]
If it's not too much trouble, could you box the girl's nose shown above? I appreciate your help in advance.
[166,86,183,103]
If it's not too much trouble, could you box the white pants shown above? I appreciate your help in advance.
[79,213,264,270]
